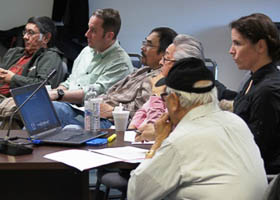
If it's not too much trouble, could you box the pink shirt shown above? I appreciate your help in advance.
[130,95,167,129]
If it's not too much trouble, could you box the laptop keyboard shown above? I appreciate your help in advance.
[42,129,92,142]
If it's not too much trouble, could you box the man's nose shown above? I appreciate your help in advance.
[23,35,28,40]
[159,57,164,66]
[85,29,90,38]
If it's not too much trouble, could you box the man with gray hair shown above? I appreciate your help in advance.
[0,16,64,96]
[128,57,267,200]
[133,34,234,141]
[173,34,205,60]
[129,34,204,137]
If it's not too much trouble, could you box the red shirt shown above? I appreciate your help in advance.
[0,55,32,96]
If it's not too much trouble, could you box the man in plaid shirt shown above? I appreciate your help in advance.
[99,27,177,128]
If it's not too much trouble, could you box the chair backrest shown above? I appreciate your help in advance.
[61,60,69,81]
[205,58,218,80]
[129,53,142,68]
[46,59,69,89]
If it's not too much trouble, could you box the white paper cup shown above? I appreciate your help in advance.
[112,111,130,131]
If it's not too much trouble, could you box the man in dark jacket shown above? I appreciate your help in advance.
[0,16,64,97]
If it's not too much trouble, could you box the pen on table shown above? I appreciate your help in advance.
[107,133,117,143]
[135,130,142,136]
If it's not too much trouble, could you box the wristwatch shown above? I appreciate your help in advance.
[57,89,65,101]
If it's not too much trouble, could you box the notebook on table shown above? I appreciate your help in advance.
[10,82,107,146]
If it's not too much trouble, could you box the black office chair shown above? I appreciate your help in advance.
[128,53,142,68]
[61,60,70,81]
[48,59,69,89]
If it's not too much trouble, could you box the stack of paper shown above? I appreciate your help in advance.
[44,146,148,171]
[89,146,148,162]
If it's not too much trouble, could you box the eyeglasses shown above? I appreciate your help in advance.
[162,56,176,64]
[160,91,180,102]
[160,92,169,102]
[22,30,40,37]
[142,40,158,48]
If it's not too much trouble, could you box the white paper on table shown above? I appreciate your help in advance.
[124,130,155,145]
[89,146,148,162]
[44,149,120,171]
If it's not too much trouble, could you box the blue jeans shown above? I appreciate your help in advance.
[52,101,113,129]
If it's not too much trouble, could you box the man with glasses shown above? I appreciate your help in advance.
[130,34,205,141]
[128,57,267,200]
[133,34,238,142]
[94,27,177,192]
[58,27,177,129]
[0,16,64,97]
[94,27,177,129]
[48,8,134,128]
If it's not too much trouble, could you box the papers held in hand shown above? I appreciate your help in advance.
[124,130,154,144]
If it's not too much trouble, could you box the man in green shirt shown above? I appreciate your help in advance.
[48,8,133,127]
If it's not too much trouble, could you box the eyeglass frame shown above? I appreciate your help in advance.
[162,55,176,64]
[142,40,159,49]
[160,89,181,102]
[160,92,169,102]
[22,29,41,37]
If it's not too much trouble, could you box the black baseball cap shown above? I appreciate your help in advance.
[156,57,215,93]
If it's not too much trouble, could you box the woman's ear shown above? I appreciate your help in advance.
[256,39,267,54]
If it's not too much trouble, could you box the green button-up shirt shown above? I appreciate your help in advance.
[61,40,133,96]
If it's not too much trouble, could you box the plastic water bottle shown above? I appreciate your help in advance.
[91,97,102,132]
[84,87,97,131]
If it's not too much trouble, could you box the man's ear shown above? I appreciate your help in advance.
[105,31,115,41]
[168,93,180,112]
[42,32,51,44]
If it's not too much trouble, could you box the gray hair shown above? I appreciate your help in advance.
[173,34,205,61]
[27,16,56,47]
[167,82,218,108]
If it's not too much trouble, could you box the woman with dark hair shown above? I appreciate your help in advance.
[230,13,280,174]
[0,16,64,96]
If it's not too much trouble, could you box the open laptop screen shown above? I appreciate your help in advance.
[11,83,61,136]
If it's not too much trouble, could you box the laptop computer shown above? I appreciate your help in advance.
[10,82,107,146]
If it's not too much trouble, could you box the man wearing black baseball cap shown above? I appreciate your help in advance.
[128,57,267,200]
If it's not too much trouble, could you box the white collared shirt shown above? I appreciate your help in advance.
[128,102,267,200]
